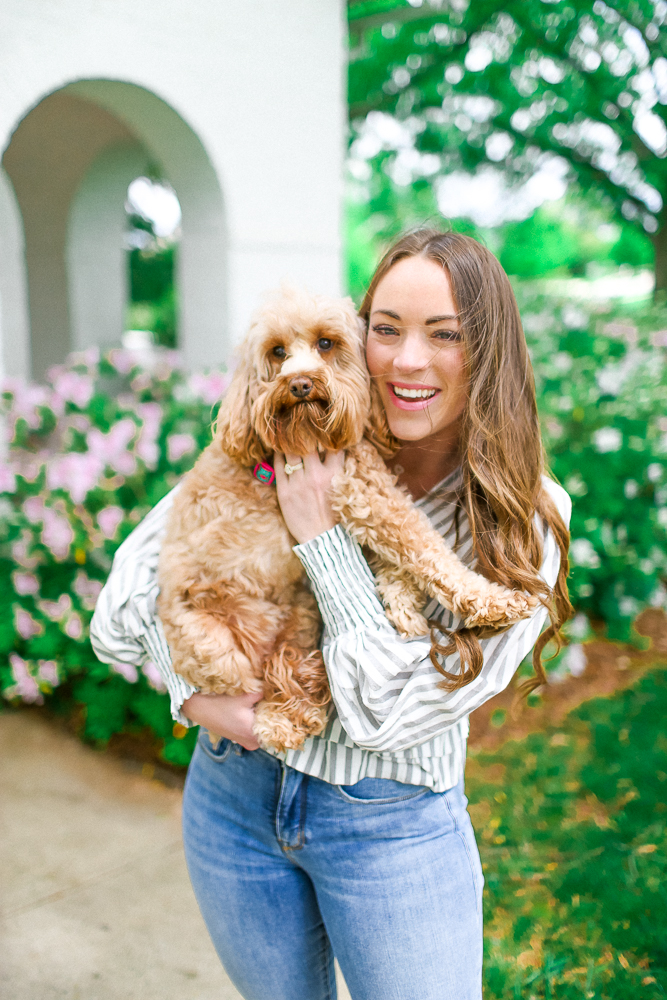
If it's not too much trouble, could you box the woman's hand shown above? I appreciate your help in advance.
[181,691,263,751]
[274,450,345,544]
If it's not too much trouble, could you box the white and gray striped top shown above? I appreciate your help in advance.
[90,469,570,792]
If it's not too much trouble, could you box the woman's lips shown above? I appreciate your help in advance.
[387,382,441,411]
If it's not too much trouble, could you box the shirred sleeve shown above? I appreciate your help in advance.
[293,482,571,754]
[89,486,197,726]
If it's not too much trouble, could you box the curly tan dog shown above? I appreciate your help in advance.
[157,289,536,751]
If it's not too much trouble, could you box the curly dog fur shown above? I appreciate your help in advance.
[157,288,536,752]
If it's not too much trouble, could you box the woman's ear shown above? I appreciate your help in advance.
[213,356,266,465]
[364,381,399,458]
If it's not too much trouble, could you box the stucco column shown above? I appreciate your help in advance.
[67,142,148,353]
[0,168,30,379]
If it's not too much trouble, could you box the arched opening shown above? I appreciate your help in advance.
[125,175,181,349]
[1,80,227,379]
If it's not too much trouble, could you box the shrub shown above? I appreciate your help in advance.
[520,287,667,642]
[0,345,229,764]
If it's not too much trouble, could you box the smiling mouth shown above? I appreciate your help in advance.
[390,384,438,400]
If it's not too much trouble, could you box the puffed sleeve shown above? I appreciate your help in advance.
[293,481,571,753]
[89,486,197,726]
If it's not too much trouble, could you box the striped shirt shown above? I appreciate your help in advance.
[90,469,570,792]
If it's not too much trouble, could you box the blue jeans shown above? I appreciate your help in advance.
[182,732,483,1000]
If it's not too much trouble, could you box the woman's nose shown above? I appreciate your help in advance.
[392,331,431,373]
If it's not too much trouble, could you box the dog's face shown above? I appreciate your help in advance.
[215,289,396,465]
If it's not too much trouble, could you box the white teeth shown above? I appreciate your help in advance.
[392,386,437,400]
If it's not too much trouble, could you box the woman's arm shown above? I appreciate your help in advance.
[89,487,260,748]
[291,480,571,755]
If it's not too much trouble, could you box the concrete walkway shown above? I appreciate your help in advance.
[0,711,350,1000]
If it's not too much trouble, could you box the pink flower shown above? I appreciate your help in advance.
[16,457,45,483]
[602,322,638,347]
[108,348,139,375]
[64,613,83,639]
[189,371,232,405]
[97,506,124,539]
[23,496,45,522]
[87,419,137,476]
[12,533,39,569]
[8,654,43,704]
[13,571,39,596]
[50,370,95,409]
[41,507,74,560]
[0,463,16,493]
[142,660,167,692]
[3,379,49,429]
[70,413,90,433]
[47,451,104,502]
[15,607,42,639]
[73,571,103,610]
[167,433,196,464]
[135,402,162,469]
[39,594,72,620]
[81,347,100,369]
[111,661,138,683]
[651,330,667,348]
[130,372,152,393]
[37,660,59,686]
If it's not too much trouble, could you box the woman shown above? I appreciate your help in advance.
[91,230,572,1000]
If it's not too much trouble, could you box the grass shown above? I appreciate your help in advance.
[468,666,667,998]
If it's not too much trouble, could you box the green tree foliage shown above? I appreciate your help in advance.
[500,207,582,276]
[348,0,667,287]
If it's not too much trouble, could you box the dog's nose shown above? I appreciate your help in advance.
[289,376,313,398]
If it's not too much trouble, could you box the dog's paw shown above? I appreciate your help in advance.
[462,589,539,629]
[386,606,429,639]
[253,702,328,753]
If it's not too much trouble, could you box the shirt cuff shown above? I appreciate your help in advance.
[293,525,389,637]
[142,618,198,727]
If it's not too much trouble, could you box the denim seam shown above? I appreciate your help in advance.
[444,790,483,919]
[275,763,288,848]
[298,774,309,848]
[276,764,307,852]
[333,785,430,805]
[198,735,233,763]
[316,920,336,1000]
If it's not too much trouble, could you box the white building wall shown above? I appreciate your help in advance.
[0,0,346,374]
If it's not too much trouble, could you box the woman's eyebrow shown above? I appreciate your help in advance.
[425,314,458,325]
[371,310,459,324]
[371,309,401,320]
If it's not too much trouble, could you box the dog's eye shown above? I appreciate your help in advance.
[317,338,333,352]
[272,346,287,359]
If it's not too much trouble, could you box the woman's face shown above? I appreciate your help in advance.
[365,255,468,445]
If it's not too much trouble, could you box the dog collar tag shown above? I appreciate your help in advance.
[252,461,276,486]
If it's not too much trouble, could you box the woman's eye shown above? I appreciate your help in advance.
[317,338,333,351]
[371,324,398,337]
[433,329,461,343]
[272,345,287,359]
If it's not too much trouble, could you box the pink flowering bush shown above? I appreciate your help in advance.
[0,346,230,765]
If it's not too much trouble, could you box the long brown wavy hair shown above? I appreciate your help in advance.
[359,229,573,695]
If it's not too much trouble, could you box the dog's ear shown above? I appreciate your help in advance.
[364,381,400,458]
[213,356,266,465]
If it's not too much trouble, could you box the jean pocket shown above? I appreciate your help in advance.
[335,776,430,804]
[198,731,233,763]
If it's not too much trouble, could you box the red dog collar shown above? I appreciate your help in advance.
[252,461,276,486]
